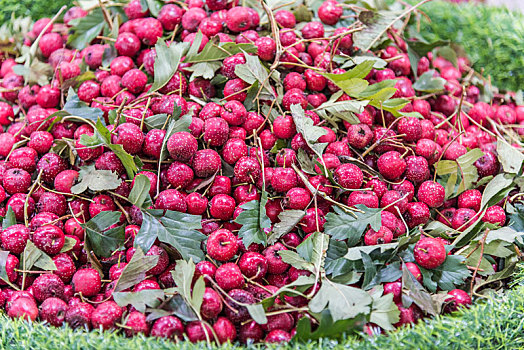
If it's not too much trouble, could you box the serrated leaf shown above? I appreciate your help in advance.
[279,250,312,271]
[353,10,401,51]
[315,93,367,125]
[63,87,104,121]
[484,227,520,245]
[128,174,151,209]
[21,240,56,271]
[497,139,524,174]
[135,209,206,262]
[268,210,305,245]
[294,309,363,341]
[369,288,400,331]
[68,9,108,49]
[436,148,484,199]
[2,207,16,229]
[114,248,159,292]
[402,263,439,316]
[82,211,125,258]
[309,278,372,322]
[183,61,221,81]
[291,104,328,158]
[234,54,274,98]
[184,36,257,63]
[420,255,471,293]
[113,290,164,313]
[324,205,382,246]
[151,39,189,92]
[322,61,375,96]
[71,164,122,194]
[234,191,271,248]
[412,70,446,93]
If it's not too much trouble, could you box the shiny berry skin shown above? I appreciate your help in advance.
[192,149,222,178]
[115,32,141,57]
[255,37,276,61]
[36,153,67,184]
[457,189,482,212]
[8,297,38,321]
[90,301,123,330]
[334,163,364,190]
[32,274,65,302]
[215,262,244,291]
[377,151,406,180]
[364,226,393,245]
[451,208,478,231]
[124,311,150,337]
[238,252,268,279]
[482,205,506,226]
[226,7,252,32]
[418,181,445,208]
[265,330,292,343]
[1,224,29,254]
[413,237,447,269]
[150,316,184,338]
[65,302,95,329]
[207,229,239,262]
[33,225,65,255]
[72,268,101,297]
[209,194,236,220]
[445,289,472,312]
[39,297,68,327]
[200,287,223,320]
[2,168,31,195]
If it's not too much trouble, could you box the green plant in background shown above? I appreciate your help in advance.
[0,0,71,22]
[407,0,524,92]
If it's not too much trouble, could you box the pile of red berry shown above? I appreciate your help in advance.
[0,0,522,344]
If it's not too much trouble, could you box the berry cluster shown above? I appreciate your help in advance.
[0,0,521,345]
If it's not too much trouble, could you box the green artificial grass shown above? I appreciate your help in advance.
[407,0,524,92]
[1,282,524,349]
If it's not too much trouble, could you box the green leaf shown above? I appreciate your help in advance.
[267,210,305,245]
[294,309,364,341]
[184,36,257,63]
[67,9,108,49]
[278,250,312,271]
[2,207,16,229]
[21,240,56,271]
[369,288,400,331]
[113,290,164,313]
[144,114,168,130]
[234,54,274,98]
[70,164,122,194]
[296,148,316,174]
[315,92,368,125]
[324,205,382,246]
[128,174,151,209]
[497,139,524,174]
[354,79,397,101]
[291,104,328,158]
[406,38,449,77]
[114,248,159,292]
[151,39,189,92]
[140,0,162,16]
[82,118,139,178]
[82,211,125,258]
[309,278,372,322]
[402,263,439,316]
[60,236,77,253]
[436,148,484,199]
[481,173,515,209]
[321,61,376,96]
[135,209,206,262]
[420,255,471,293]
[0,250,10,283]
[412,70,446,93]
[484,227,520,245]
[183,61,221,81]
[353,10,401,51]
[297,232,330,275]
[234,191,271,248]
[246,304,267,325]
[171,259,205,314]
[63,87,104,121]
